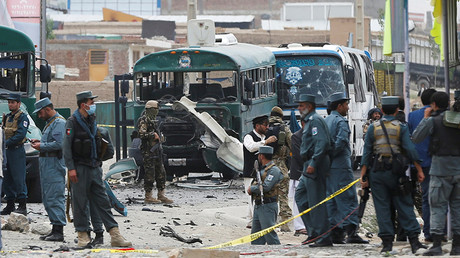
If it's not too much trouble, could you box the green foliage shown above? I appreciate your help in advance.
[46,18,55,40]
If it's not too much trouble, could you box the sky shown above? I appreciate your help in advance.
[408,0,432,14]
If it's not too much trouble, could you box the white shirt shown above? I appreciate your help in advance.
[243,129,266,153]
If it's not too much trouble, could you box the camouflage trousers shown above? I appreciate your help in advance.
[142,151,166,192]
[273,157,292,218]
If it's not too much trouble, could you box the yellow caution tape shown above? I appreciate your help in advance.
[97,124,135,129]
[205,178,360,249]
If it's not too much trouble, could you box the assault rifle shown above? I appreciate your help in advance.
[357,173,370,223]
[253,160,263,203]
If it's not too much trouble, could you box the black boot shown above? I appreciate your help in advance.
[1,200,16,215]
[423,234,443,256]
[345,224,369,244]
[45,225,64,241]
[309,236,333,248]
[409,236,428,254]
[91,232,104,245]
[331,227,346,244]
[13,199,27,216]
[39,226,54,240]
[381,236,393,253]
[451,234,460,256]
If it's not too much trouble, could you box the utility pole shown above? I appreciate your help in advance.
[187,0,197,21]
[355,0,364,49]
[403,1,410,117]
[40,0,48,93]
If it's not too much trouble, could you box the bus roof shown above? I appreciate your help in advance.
[134,43,276,73]
[0,26,35,52]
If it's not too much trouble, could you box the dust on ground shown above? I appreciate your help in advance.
[0,158,433,257]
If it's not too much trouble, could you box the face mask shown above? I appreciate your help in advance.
[86,104,96,116]
[146,108,159,118]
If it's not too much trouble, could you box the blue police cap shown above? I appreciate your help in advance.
[296,94,316,104]
[329,92,350,103]
[6,93,21,102]
[33,97,52,114]
[381,96,399,106]
[257,146,274,155]
[76,91,98,101]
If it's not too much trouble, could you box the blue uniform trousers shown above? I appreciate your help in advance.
[420,166,431,239]
[4,146,27,200]
[326,168,359,228]
[429,175,460,236]
[370,169,420,238]
[89,200,104,233]
[251,202,280,245]
[39,156,66,226]
[71,164,118,232]
[295,173,330,241]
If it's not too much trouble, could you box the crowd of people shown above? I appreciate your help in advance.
[243,90,460,256]
[0,88,458,256]
[0,92,177,249]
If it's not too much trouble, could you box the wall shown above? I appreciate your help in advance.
[46,39,144,81]
[329,17,370,48]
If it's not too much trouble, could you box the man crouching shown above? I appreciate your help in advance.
[247,146,283,245]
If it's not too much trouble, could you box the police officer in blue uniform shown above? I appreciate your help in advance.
[294,94,333,247]
[30,97,66,241]
[247,146,283,245]
[360,96,427,253]
[325,92,368,244]
[62,91,131,248]
[412,91,460,256]
[1,93,29,216]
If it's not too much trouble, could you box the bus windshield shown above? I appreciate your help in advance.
[0,53,31,94]
[275,55,345,107]
[136,70,238,103]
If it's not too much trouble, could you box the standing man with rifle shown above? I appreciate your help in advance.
[138,100,173,204]
[30,98,66,241]
[360,96,426,254]
[1,93,29,216]
[247,146,283,245]
[325,92,368,244]
[63,91,131,248]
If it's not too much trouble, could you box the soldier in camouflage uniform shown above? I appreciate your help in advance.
[138,101,173,204]
[267,106,292,232]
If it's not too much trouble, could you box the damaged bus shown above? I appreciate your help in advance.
[131,30,277,179]
[268,43,379,169]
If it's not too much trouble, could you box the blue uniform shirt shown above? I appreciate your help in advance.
[300,111,331,169]
[40,112,66,153]
[408,106,431,167]
[362,115,421,167]
[5,112,28,147]
[325,110,351,169]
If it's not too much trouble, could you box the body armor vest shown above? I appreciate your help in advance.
[69,116,103,166]
[252,163,279,201]
[430,112,460,156]
[266,122,288,157]
[138,117,160,151]
[3,110,27,143]
[243,131,261,177]
[373,119,401,156]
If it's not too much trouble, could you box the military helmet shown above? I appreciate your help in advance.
[271,106,283,118]
[145,100,158,109]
